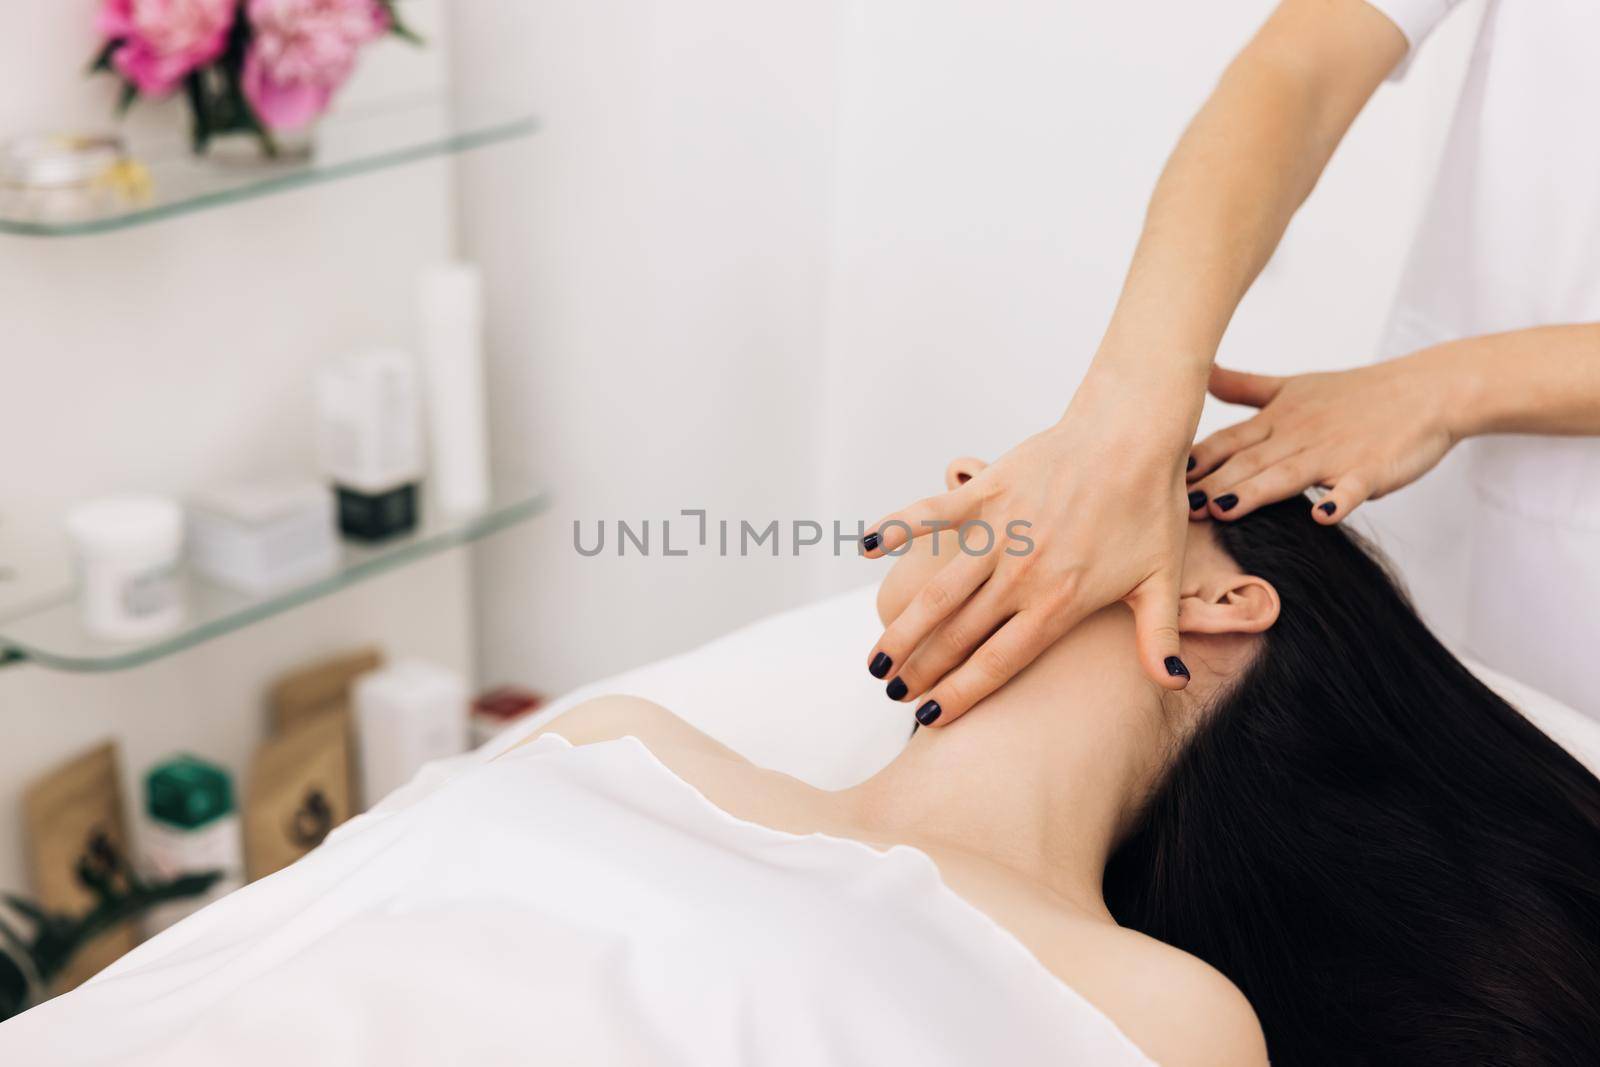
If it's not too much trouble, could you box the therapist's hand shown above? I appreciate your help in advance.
[863,370,1195,728]
[1187,349,1459,524]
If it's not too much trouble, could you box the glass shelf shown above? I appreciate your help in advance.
[0,483,547,673]
[0,95,537,238]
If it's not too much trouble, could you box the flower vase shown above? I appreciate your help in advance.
[204,126,315,167]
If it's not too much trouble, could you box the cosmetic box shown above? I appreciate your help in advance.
[188,480,338,594]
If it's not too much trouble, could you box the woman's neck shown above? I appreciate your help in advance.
[839,652,1166,920]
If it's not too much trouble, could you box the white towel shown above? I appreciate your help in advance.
[0,734,1152,1066]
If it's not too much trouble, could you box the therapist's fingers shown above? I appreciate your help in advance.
[885,578,1012,702]
[861,484,979,557]
[1204,451,1320,522]
[910,612,1055,728]
[1190,436,1305,513]
[868,550,996,678]
[1127,569,1189,691]
[1207,365,1286,408]
[1187,416,1271,482]
[1311,470,1376,525]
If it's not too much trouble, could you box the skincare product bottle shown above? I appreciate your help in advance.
[352,659,468,807]
[314,349,424,541]
[470,685,544,747]
[64,495,184,642]
[140,755,245,936]
[188,479,338,593]
[419,263,492,517]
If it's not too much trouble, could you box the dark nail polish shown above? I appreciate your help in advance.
[1187,490,1207,511]
[886,676,908,701]
[1186,456,1196,472]
[915,700,942,726]
[1214,493,1238,512]
[862,531,881,553]
[870,652,892,679]
[1164,656,1190,679]
[1319,501,1336,516]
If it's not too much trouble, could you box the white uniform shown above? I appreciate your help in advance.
[1364,0,1600,714]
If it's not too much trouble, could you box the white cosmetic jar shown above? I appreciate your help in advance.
[64,495,186,641]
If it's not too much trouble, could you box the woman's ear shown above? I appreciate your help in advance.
[945,456,988,491]
[1177,574,1280,635]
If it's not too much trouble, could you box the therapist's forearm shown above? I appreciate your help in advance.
[1445,324,1600,439]
[1089,0,1404,409]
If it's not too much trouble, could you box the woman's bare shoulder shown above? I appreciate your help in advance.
[510,694,742,762]
[928,855,1266,1065]
[1033,919,1268,1067]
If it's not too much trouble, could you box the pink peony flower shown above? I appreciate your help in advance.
[97,0,237,97]
[241,0,390,131]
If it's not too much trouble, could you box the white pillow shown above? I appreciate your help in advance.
[351,585,902,827]
[482,584,908,788]
[1460,655,1600,774]
[492,584,1600,780]
[368,584,1600,820]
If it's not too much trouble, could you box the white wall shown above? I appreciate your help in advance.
[810,0,1485,592]
[450,0,841,692]
[452,0,1484,693]
[0,2,479,892]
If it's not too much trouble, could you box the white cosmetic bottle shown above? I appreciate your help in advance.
[314,349,424,541]
[352,659,469,807]
[418,263,492,517]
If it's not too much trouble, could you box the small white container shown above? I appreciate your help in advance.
[188,479,338,594]
[64,495,185,641]
[353,659,469,807]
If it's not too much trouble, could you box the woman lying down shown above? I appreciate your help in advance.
[6,466,1600,1066]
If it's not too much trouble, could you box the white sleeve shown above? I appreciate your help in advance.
[1362,0,1467,78]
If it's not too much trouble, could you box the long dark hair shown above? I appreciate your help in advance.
[1104,497,1600,1065]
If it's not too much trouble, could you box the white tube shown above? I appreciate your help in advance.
[418,263,492,516]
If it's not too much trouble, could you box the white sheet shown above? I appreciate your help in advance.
[0,733,1154,1066]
